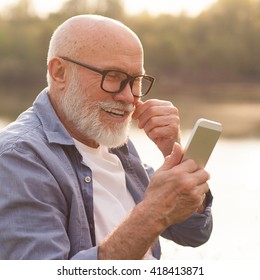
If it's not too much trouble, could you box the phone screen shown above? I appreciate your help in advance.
[182,119,222,167]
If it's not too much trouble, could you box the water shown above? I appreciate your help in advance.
[1,120,259,259]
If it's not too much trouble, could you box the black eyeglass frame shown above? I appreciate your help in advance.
[59,56,155,98]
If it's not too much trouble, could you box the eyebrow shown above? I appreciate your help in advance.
[100,64,145,76]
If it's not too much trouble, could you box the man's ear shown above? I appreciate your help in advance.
[48,57,67,88]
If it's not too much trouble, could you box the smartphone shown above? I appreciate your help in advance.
[182,118,223,168]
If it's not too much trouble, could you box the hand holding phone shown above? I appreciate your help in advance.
[182,118,223,168]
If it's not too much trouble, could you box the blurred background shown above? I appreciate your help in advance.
[0,0,260,259]
[1,0,260,136]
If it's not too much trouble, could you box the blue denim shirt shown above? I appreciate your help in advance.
[0,89,213,260]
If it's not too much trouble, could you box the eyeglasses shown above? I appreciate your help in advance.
[60,56,155,98]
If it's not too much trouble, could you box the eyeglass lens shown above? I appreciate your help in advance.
[102,70,152,97]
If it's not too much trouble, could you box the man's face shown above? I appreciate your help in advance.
[57,23,144,148]
[59,65,135,148]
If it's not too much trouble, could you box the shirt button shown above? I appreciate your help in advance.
[84,176,92,183]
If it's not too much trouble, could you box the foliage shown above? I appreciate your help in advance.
[1,0,260,119]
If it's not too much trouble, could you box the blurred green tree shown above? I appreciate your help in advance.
[1,0,260,119]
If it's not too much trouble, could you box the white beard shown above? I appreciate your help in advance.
[59,70,133,148]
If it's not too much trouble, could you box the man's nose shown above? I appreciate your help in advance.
[112,82,136,104]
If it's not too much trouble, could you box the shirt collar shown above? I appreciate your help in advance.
[110,143,129,156]
[33,88,74,146]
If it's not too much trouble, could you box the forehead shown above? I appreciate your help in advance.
[57,17,144,75]
[82,45,143,76]
[78,20,143,70]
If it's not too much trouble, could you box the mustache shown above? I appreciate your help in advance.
[98,101,135,114]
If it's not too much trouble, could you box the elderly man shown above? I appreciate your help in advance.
[0,15,212,260]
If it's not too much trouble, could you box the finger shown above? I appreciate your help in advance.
[178,159,201,174]
[132,100,145,120]
[194,169,210,187]
[196,193,208,213]
[132,99,175,122]
[159,142,183,171]
[140,115,179,137]
[194,181,210,200]
[135,104,179,129]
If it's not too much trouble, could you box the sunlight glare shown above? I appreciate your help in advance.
[124,0,218,16]
[0,0,218,17]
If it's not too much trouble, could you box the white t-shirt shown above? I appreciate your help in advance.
[73,140,136,243]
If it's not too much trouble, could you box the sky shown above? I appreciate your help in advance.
[0,0,218,17]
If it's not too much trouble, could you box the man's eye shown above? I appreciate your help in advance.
[106,71,127,81]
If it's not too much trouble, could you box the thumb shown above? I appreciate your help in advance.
[134,100,143,107]
[132,100,143,120]
[160,142,183,171]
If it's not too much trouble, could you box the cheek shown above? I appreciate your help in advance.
[79,77,108,102]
